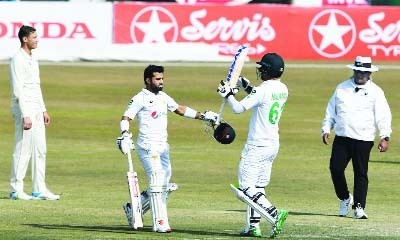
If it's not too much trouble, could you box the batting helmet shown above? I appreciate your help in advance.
[256,53,284,79]
[213,123,236,144]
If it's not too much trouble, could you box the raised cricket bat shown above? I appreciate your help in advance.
[216,45,248,125]
[126,150,143,229]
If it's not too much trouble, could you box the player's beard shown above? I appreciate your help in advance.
[149,82,163,94]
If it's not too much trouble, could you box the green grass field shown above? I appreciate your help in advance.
[0,62,399,239]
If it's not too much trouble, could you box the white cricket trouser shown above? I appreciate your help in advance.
[136,142,171,182]
[238,143,279,190]
[239,143,279,226]
[137,142,171,229]
[10,112,47,193]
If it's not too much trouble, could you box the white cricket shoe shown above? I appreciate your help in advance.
[168,182,178,192]
[154,218,172,233]
[339,193,353,216]
[9,191,36,200]
[353,203,368,219]
[32,191,60,200]
[123,202,133,227]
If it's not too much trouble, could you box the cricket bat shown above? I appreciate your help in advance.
[216,45,248,125]
[126,150,143,229]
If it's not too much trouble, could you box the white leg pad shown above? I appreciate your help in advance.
[230,184,276,225]
[141,183,178,215]
[149,171,170,232]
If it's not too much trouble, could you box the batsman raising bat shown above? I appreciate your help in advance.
[116,64,218,233]
[217,53,289,238]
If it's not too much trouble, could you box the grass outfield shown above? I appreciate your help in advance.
[0,62,399,239]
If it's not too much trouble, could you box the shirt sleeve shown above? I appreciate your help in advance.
[37,65,46,112]
[374,89,392,138]
[226,95,246,113]
[10,57,28,117]
[165,94,179,112]
[321,90,337,135]
[123,94,143,120]
[241,88,262,111]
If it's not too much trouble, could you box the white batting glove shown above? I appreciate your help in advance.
[116,132,135,155]
[217,80,238,98]
[200,110,219,125]
[237,76,253,94]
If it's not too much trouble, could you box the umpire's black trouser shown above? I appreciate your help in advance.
[329,136,374,209]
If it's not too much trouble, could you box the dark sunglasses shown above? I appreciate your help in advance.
[354,70,371,74]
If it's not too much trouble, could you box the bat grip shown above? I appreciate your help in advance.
[127,150,134,172]
[216,98,227,125]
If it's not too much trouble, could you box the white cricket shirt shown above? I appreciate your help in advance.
[228,80,288,146]
[9,48,46,118]
[123,89,179,147]
[321,78,392,141]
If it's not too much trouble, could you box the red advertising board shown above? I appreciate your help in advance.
[113,3,400,61]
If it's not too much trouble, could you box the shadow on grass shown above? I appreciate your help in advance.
[288,211,339,217]
[24,224,239,237]
[25,224,139,234]
[227,209,338,218]
[370,160,400,164]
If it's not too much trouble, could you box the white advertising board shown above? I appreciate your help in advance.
[0,2,113,61]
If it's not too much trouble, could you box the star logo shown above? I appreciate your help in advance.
[308,9,356,58]
[130,6,178,43]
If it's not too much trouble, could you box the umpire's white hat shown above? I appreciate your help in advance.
[347,56,379,72]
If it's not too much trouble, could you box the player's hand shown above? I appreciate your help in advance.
[237,76,253,94]
[217,80,238,98]
[200,110,219,125]
[116,132,135,155]
[43,111,51,126]
[23,117,32,130]
[322,133,330,145]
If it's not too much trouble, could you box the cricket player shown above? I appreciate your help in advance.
[9,25,60,201]
[116,64,218,233]
[217,53,288,238]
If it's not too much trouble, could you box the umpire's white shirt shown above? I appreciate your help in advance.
[10,48,46,117]
[321,78,392,141]
[123,89,178,148]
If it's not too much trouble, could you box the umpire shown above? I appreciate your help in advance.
[321,56,392,219]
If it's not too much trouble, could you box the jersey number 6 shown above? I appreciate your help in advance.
[269,102,285,124]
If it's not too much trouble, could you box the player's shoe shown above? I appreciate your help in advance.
[9,191,36,200]
[353,203,368,219]
[140,190,150,215]
[32,191,60,200]
[240,225,262,237]
[154,218,172,233]
[168,182,179,192]
[123,202,133,227]
[270,209,288,238]
[339,193,353,217]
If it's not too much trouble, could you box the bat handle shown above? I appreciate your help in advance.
[127,150,134,172]
[216,98,227,125]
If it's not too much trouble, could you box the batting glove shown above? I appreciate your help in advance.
[237,76,253,94]
[217,80,238,98]
[200,110,219,125]
[116,132,135,155]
